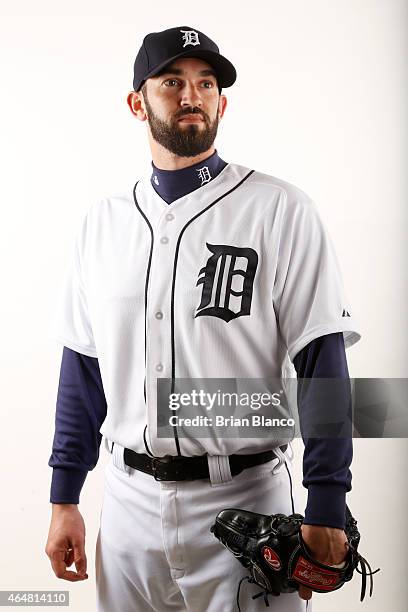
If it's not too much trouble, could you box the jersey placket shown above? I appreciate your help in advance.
[145,205,183,457]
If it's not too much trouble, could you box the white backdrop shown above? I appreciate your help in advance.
[0,0,407,610]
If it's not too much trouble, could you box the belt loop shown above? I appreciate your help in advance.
[286,441,294,461]
[104,437,114,453]
[272,445,287,475]
[207,455,233,486]
[112,442,131,476]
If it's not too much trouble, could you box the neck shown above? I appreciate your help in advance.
[149,136,216,170]
[150,149,228,205]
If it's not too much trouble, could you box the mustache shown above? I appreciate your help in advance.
[175,108,209,122]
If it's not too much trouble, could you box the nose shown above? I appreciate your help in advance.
[180,81,203,109]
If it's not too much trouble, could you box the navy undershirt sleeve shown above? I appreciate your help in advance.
[293,332,353,530]
[48,346,107,504]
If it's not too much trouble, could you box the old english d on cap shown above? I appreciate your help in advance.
[132,26,237,92]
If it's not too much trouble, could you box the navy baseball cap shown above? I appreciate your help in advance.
[133,26,237,92]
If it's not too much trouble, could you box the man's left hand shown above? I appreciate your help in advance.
[297,524,349,601]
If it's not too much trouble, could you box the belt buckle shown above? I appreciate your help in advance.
[151,455,172,481]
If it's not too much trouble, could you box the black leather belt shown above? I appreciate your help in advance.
[122,445,288,481]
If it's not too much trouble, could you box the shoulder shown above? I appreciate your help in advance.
[231,163,315,207]
[83,183,141,226]
[254,170,315,211]
[90,189,136,216]
[74,184,141,252]
[230,163,320,224]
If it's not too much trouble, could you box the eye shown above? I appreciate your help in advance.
[202,80,215,89]
[164,78,181,87]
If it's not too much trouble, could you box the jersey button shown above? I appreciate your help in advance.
[155,311,163,319]
[165,213,174,221]
[156,363,164,372]
[160,236,169,244]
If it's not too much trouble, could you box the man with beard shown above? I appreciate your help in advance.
[46,26,361,612]
[139,62,221,159]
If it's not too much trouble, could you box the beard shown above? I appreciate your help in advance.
[143,92,220,157]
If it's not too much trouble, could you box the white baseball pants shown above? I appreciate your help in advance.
[95,443,311,612]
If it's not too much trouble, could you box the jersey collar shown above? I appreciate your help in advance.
[135,162,254,227]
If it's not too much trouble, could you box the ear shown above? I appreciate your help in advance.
[218,94,228,120]
[127,91,148,121]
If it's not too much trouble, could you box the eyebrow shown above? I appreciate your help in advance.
[157,66,217,78]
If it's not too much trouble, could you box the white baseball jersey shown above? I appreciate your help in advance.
[49,162,361,457]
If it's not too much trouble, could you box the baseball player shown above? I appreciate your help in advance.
[45,26,361,612]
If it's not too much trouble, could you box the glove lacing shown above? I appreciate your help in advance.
[236,576,272,611]
[348,543,380,602]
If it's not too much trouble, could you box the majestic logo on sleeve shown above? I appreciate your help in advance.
[180,30,200,47]
[195,243,258,322]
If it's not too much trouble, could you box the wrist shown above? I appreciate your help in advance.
[51,503,78,513]
[50,467,88,505]
[304,483,347,530]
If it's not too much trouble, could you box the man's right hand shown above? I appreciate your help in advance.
[45,504,88,581]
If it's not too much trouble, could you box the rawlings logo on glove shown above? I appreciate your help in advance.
[262,546,282,571]
[210,505,379,610]
[292,556,341,589]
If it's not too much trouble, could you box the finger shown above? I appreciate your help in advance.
[64,548,75,568]
[50,550,88,582]
[298,585,313,600]
[73,542,87,576]
[56,569,89,582]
